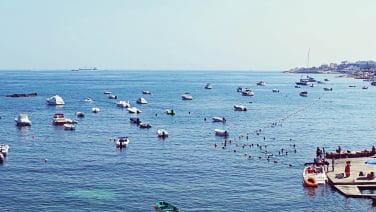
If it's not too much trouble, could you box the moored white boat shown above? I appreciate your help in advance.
[157,129,169,137]
[212,116,226,122]
[302,162,328,186]
[215,129,229,137]
[53,112,77,125]
[142,90,152,94]
[182,92,193,100]
[299,91,308,97]
[234,104,247,111]
[241,89,254,96]
[104,90,111,94]
[272,89,280,93]
[64,124,76,130]
[92,107,100,113]
[139,123,152,129]
[84,97,93,102]
[117,100,130,108]
[323,87,333,91]
[256,81,266,86]
[0,144,9,156]
[46,95,65,105]
[205,83,213,89]
[128,107,142,114]
[108,95,118,99]
[136,97,148,104]
[76,112,85,118]
[116,136,130,148]
[15,113,32,126]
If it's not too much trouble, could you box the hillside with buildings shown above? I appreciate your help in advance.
[286,60,376,80]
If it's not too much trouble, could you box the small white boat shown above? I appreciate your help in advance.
[15,113,32,126]
[128,107,142,114]
[299,91,308,97]
[142,90,152,94]
[256,81,266,86]
[241,89,254,96]
[212,116,226,122]
[64,124,76,130]
[108,95,118,99]
[139,123,152,129]
[53,112,77,125]
[215,129,229,137]
[84,97,93,102]
[0,144,9,156]
[323,87,333,91]
[92,107,100,113]
[362,86,368,90]
[157,129,169,138]
[104,90,111,94]
[76,112,85,118]
[46,95,65,105]
[272,89,280,93]
[136,97,148,104]
[234,104,247,111]
[303,162,328,186]
[116,136,130,148]
[117,100,130,108]
[182,92,193,100]
[205,83,213,89]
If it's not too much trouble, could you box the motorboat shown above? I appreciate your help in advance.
[362,86,369,90]
[64,124,76,130]
[205,83,213,89]
[182,92,193,100]
[104,90,111,94]
[241,89,254,96]
[108,95,118,99]
[212,116,226,122]
[323,87,333,91]
[256,81,266,86]
[84,97,93,102]
[166,109,175,115]
[76,112,85,118]
[117,100,130,108]
[295,79,309,86]
[234,104,247,111]
[136,97,148,104]
[272,89,280,93]
[130,117,141,124]
[139,123,152,129]
[128,107,142,114]
[116,136,130,148]
[154,201,179,212]
[46,95,65,105]
[15,113,32,126]
[299,91,308,97]
[0,144,9,157]
[157,129,169,138]
[142,90,152,94]
[215,129,229,137]
[303,162,328,186]
[53,112,77,125]
[92,107,100,113]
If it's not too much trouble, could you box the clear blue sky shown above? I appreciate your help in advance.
[1,0,375,71]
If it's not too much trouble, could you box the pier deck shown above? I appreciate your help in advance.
[327,157,376,197]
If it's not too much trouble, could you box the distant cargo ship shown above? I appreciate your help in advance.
[72,67,97,71]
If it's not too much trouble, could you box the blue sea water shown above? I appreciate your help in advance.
[0,70,376,211]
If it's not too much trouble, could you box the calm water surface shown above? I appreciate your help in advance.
[0,70,376,211]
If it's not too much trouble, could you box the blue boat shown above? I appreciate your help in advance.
[154,201,179,212]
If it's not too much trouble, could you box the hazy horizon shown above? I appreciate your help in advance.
[1,0,375,71]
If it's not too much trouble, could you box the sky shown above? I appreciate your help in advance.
[1,0,376,71]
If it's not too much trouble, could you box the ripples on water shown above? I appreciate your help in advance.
[1,70,376,211]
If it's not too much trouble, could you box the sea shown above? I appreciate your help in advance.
[0,70,376,211]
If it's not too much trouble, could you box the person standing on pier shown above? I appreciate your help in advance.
[345,161,351,177]
[331,157,335,172]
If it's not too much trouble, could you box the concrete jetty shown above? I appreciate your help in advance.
[327,156,376,198]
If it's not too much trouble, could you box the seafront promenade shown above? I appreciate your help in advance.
[327,156,376,198]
